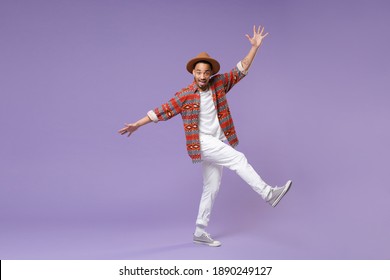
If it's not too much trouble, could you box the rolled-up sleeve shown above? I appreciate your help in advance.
[219,63,247,94]
[237,61,248,75]
[147,110,159,123]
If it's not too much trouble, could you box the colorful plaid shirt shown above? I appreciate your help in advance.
[148,63,247,163]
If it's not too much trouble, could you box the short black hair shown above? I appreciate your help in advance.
[194,60,213,70]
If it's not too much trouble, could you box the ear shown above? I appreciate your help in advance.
[192,69,196,76]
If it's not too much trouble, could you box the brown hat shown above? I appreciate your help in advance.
[186,52,220,75]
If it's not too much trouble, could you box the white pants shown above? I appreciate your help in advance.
[196,134,271,227]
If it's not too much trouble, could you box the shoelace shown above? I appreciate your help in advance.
[203,232,212,240]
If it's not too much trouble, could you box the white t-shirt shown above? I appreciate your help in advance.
[198,88,227,141]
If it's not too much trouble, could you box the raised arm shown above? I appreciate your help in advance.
[241,25,269,72]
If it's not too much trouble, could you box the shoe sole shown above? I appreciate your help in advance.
[272,180,292,207]
[193,240,222,247]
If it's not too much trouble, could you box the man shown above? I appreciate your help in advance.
[119,25,292,247]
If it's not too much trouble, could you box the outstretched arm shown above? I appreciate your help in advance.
[118,93,182,138]
[118,115,152,137]
[241,25,269,72]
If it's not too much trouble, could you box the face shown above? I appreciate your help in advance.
[193,62,212,91]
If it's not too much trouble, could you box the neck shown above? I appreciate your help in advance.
[198,85,209,92]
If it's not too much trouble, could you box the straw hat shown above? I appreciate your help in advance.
[186,52,220,75]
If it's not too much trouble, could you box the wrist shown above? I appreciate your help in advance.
[251,45,260,52]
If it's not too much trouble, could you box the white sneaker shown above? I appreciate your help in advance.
[193,232,221,247]
[267,180,292,207]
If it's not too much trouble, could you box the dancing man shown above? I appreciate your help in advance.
[119,25,292,247]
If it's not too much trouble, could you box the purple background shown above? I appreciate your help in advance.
[1,0,389,259]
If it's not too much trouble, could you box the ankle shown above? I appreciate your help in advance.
[194,225,206,237]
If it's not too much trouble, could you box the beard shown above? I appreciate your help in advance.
[195,78,209,91]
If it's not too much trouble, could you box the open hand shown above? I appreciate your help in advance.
[118,123,138,137]
[245,25,269,48]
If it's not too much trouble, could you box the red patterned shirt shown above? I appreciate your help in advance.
[148,63,247,163]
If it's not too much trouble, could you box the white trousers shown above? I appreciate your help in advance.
[196,134,272,227]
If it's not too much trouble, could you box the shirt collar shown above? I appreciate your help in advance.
[189,81,199,92]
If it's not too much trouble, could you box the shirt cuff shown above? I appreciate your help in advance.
[147,110,159,123]
[237,61,248,75]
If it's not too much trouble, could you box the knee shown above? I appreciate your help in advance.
[231,152,248,171]
[203,180,221,194]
